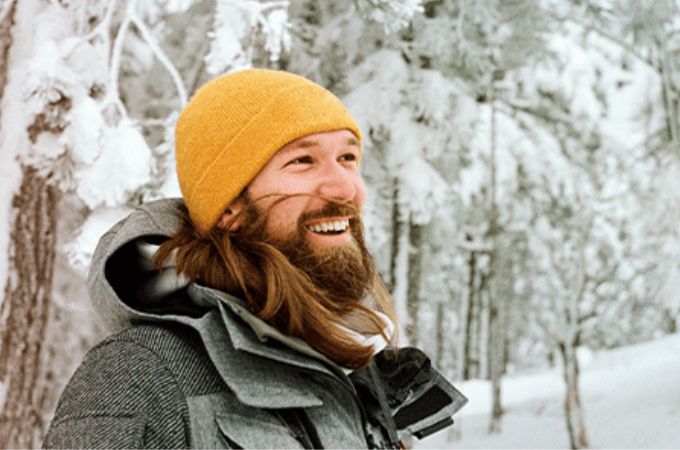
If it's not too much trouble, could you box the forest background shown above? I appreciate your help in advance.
[0,0,679,448]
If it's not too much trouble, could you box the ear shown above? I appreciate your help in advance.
[217,195,246,232]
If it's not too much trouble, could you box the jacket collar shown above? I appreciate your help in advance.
[184,307,324,409]
[189,284,339,373]
[181,284,351,409]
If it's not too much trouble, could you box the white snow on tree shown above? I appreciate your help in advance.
[205,0,291,74]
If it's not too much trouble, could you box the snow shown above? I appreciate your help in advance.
[67,97,105,166]
[260,7,291,62]
[354,0,424,33]
[139,0,198,23]
[75,120,153,209]
[206,1,258,73]
[205,0,291,74]
[398,156,449,225]
[417,334,680,449]
[65,206,131,273]
[344,49,410,133]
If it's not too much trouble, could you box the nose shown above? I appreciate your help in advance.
[317,160,358,202]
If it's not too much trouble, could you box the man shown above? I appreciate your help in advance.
[43,69,466,449]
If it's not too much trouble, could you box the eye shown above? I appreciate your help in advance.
[339,153,357,163]
[286,155,313,166]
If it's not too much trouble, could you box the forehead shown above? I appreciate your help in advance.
[276,129,360,156]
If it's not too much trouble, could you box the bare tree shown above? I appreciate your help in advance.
[536,215,594,449]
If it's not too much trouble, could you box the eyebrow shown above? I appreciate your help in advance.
[286,136,360,151]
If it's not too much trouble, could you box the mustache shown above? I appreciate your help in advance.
[297,201,360,226]
[228,192,361,240]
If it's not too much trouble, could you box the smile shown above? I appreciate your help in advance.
[305,219,350,235]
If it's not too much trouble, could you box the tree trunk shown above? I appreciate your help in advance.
[0,3,61,446]
[0,168,59,449]
[486,93,504,433]
[405,220,423,346]
[388,177,411,340]
[477,272,489,379]
[435,300,445,369]
[461,238,476,380]
[388,177,401,293]
[487,289,504,433]
[558,340,589,449]
[659,48,679,149]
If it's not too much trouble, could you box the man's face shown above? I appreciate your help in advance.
[236,129,367,251]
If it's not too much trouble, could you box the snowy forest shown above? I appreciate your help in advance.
[1,0,679,448]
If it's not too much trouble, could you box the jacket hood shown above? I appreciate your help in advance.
[86,198,345,364]
[87,198,198,332]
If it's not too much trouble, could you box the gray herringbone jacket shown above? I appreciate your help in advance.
[43,199,465,449]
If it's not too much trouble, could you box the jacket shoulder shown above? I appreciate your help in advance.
[108,321,226,395]
[43,322,223,449]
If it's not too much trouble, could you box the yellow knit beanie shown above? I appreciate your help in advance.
[175,69,362,234]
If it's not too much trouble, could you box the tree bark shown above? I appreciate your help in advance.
[0,0,17,100]
[0,167,58,449]
[558,340,589,449]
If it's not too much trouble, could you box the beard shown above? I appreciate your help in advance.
[241,196,375,304]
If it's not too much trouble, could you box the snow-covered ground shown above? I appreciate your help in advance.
[419,333,680,449]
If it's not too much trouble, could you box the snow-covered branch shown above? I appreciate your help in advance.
[105,0,132,119]
[129,11,188,106]
[205,0,291,75]
[0,0,14,24]
[85,0,118,44]
[354,0,424,33]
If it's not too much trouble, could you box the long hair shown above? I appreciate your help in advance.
[154,197,397,369]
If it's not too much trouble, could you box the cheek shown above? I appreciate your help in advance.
[354,178,367,210]
[264,197,307,234]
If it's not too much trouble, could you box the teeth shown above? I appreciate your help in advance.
[308,219,349,233]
